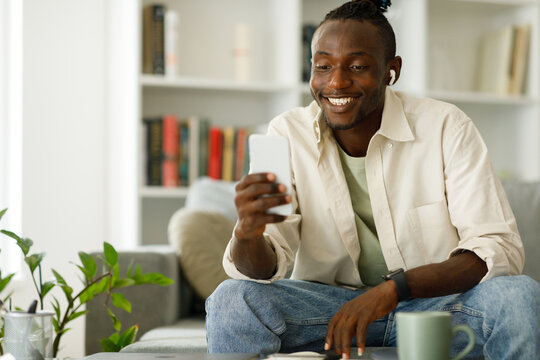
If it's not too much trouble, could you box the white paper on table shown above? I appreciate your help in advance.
[265,351,328,359]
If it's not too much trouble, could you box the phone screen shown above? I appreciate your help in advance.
[248,134,293,216]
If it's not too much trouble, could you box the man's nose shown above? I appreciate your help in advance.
[329,67,352,89]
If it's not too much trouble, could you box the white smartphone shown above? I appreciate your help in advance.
[248,134,293,216]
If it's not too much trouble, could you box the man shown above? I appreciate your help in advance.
[206,1,540,359]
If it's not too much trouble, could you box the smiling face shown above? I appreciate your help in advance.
[310,19,392,131]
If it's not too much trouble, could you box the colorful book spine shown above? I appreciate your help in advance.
[162,114,179,187]
[143,4,165,75]
[164,9,179,77]
[198,118,210,178]
[221,126,236,182]
[208,126,223,180]
[302,24,317,82]
[143,117,163,186]
[178,121,190,186]
[188,117,199,185]
[234,127,248,181]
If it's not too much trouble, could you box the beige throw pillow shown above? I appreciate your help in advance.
[168,208,234,299]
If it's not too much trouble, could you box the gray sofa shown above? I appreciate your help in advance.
[84,179,540,355]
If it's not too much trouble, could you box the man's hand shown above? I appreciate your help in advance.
[234,172,291,240]
[324,280,398,359]
[231,172,292,279]
[324,251,487,359]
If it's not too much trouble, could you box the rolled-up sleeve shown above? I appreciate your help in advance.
[444,117,524,282]
[222,211,301,283]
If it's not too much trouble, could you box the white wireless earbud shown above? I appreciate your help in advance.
[389,69,396,86]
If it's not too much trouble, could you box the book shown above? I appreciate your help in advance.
[164,9,179,77]
[197,118,210,178]
[208,126,223,180]
[187,116,200,185]
[477,25,514,95]
[143,4,165,75]
[221,126,236,182]
[302,24,317,82]
[508,24,531,95]
[162,114,179,187]
[234,127,248,181]
[143,117,163,186]
[178,121,190,186]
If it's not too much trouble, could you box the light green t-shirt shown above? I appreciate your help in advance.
[338,146,388,286]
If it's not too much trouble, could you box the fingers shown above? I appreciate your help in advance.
[235,172,276,192]
[324,315,336,352]
[325,312,353,359]
[356,324,367,358]
[234,172,291,239]
[336,319,353,359]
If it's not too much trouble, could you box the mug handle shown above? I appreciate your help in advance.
[451,324,475,360]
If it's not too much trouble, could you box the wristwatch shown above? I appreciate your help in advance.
[382,268,412,302]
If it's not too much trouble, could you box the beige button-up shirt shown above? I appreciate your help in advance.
[223,88,524,287]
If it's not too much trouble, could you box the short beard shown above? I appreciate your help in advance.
[322,110,365,130]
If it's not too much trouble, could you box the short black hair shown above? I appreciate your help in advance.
[320,0,396,61]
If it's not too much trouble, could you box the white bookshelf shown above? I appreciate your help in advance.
[107,0,540,247]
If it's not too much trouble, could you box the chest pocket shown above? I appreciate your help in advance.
[407,200,460,262]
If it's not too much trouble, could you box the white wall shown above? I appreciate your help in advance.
[6,0,109,357]
[0,0,23,274]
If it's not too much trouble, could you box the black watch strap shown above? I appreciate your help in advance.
[382,268,411,302]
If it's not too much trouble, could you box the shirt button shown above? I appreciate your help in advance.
[387,143,393,149]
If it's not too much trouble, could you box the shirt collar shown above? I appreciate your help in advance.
[310,87,415,143]
[378,87,415,142]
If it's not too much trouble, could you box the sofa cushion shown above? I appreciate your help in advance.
[168,208,234,299]
[502,180,540,282]
[185,177,237,222]
[121,317,207,353]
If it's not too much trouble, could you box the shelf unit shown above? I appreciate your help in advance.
[108,0,540,247]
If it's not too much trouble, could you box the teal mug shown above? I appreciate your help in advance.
[396,311,475,360]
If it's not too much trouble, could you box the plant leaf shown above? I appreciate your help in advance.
[103,242,118,267]
[78,252,97,279]
[53,317,60,332]
[68,309,89,321]
[24,253,45,274]
[41,281,55,298]
[108,332,120,343]
[100,338,120,352]
[112,278,135,288]
[52,269,73,301]
[0,229,20,242]
[95,277,110,294]
[112,263,120,281]
[138,273,174,286]
[106,307,121,332]
[52,297,62,321]
[78,283,97,304]
[0,208,7,222]
[1,230,34,256]
[0,273,15,293]
[118,325,139,348]
[111,292,131,313]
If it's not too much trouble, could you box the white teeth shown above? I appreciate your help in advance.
[327,97,354,106]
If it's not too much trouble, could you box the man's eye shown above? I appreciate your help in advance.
[351,65,368,70]
[314,64,330,71]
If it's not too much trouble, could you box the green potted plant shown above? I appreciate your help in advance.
[0,208,174,356]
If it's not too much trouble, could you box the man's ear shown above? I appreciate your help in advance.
[387,56,402,86]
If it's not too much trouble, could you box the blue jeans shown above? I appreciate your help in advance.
[206,275,540,359]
